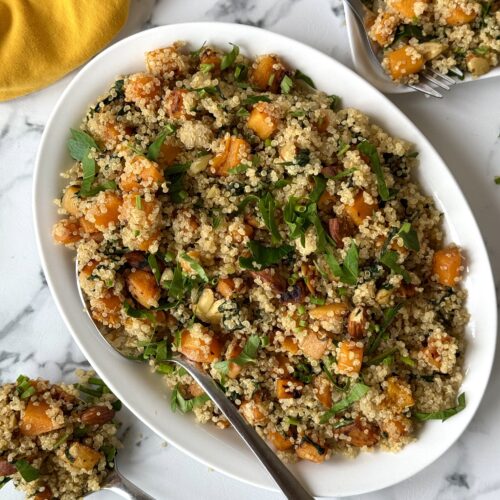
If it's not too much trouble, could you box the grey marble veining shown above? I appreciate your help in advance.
[1,0,499,498]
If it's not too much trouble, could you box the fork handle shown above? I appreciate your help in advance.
[101,469,155,499]
[173,357,314,500]
[343,0,369,25]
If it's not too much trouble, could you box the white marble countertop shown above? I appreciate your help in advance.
[1,0,499,498]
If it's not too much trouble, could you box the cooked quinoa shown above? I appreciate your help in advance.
[0,372,121,499]
[52,41,469,464]
[366,0,499,83]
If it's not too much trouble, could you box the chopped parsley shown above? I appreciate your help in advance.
[214,335,261,375]
[147,123,176,161]
[239,241,294,269]
[320,383,370,424]
[294,69,316,88]
[171,384,209,413]
[413,393,466,421]
[220,43,239,71]
[325,242,359,286]
[358,141,391,201]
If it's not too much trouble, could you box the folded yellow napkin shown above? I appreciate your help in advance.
[0,0,130,101]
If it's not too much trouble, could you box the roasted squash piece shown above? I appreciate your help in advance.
[445,6,477,25]
[211,136,251,176]
[250,54,287,92]
[268,430,294,451]
[67,442,102,471]
[180,326,223,363]
[85,192,122,230]
[336,341,364,376]
[126,269,160,309]
[432,246,463,286]
[247,103,279,140]
[386,46,425,81]
[345,191,378,225]
[20,401,64,436]
[296,440,326,463]
[300,330,329,360]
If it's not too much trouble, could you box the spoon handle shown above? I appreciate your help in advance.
[174,357,314,500]
[100,469,155,499]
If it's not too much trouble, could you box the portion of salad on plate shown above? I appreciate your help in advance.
[365,0,499,82]
[0,372,121,499]
[52,40,468,464]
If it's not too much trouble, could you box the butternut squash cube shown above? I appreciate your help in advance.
[336,341,364,376]
[211,136,251,176]
[432,246,463,287]
[276,378,302,399]
[67,442,102,471]
[296,441,326,463]
[300,330,329,360]
[250,55,287,92]
[268,430,294,451]
[446,6,477,25]
[345,191,378,225]
[20,401,64,436]
[126,269,160,309]
[386,46,425,81]
[180,326,223,363]
[247,103,279,140]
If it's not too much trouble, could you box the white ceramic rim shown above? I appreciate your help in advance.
[33,22,497,497]
[343,1,500,94]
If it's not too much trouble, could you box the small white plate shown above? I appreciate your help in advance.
[33,22,497,497]
[344,1,500,94]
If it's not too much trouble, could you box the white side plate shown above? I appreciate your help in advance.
[344,1,500,94]
[33,22,497,497]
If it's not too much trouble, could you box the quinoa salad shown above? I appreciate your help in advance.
[0,372,121,499]
[52,41,469,464]
[365,0,499,83]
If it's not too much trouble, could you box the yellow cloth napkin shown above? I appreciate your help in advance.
[0,0,130,101]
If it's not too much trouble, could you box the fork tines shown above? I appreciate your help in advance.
[409,68,458,98]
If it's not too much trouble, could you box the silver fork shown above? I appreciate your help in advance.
[76,260,314,500]
[343,0,462,98]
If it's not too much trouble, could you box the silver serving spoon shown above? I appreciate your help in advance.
[77,260,314,500]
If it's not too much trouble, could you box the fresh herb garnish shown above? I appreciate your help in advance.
[397,222,420,251]
[228,163,249,174]
[190,42,206,58]
[147,254,161,283]
[329,168,356,181]
[309,176,327,204]
[179,253,209,282]
[16,375,36,399]
[80,180,117,197]
[101,443,117,463]
[293,362,314,384]
[320,383,370,424]
[413,393,466,422]
[290,109,305,117]
[494,176,500,185]
[67,129,99,162]
[123,302,155,322]
[147,124,176,161]
[280,75,294,94]
[392,24,424,44]
[325,242,359,286]
[294,69,316,88]
[364,346,398,366]
[236,107,250,117]
[333,418,354,429]
[295,148,310,166]
[165,163,191,176]
[200,63,215,73]
[239,241,294,269]
[329,94,341,110]
[171,384,209,413]
[366,303,402,354]
[214,335,261,375]
[234,64,248,81]
[14,460,40,482]
[242,95,271,105]
[358,141,391,201]
[220,43,240,71]
[380,251,411,283]
[258,192,282,243]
